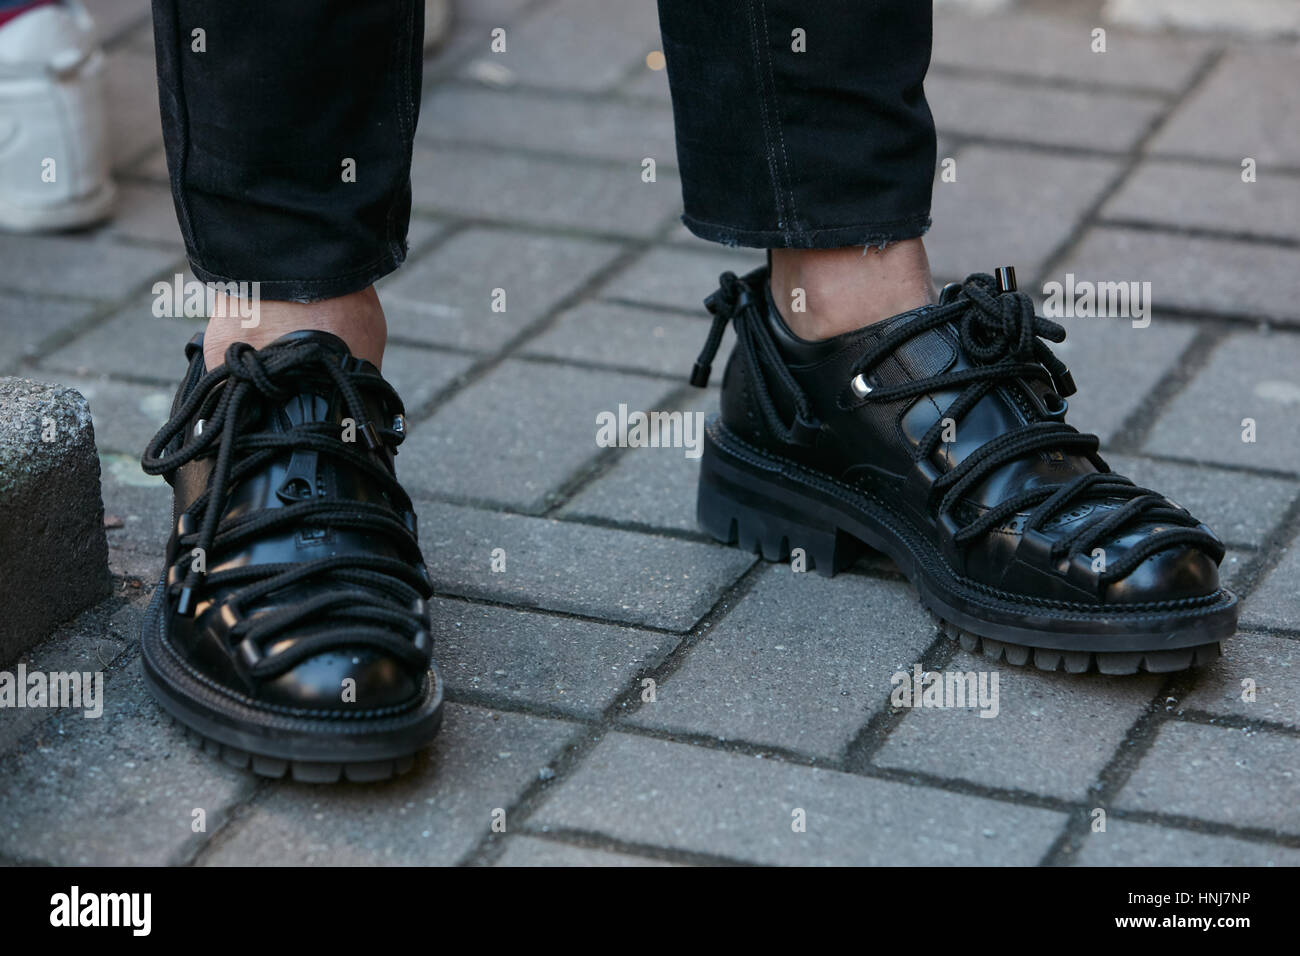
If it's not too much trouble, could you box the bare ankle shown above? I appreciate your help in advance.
[769,240,937,340]
[202,285,388,370]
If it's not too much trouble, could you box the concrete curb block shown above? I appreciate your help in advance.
[0,377,111,664]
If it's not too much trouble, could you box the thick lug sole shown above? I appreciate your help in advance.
[697,418,1238,675]
[140,580,443,782]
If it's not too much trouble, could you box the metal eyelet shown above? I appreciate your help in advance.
[193,418,206,437]
[850,374,873,399]
[392,414,405,434]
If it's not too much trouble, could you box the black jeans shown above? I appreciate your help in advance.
[152,0,935,302]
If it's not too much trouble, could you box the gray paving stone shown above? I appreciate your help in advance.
[1101,160,1300,241]
[625,566,940,761]
[420,86,676,165]
[495,835,675,866]
[0,231,178,301]
[410,143,681,238]
[50,375,173,456]
[933,13,1213,93]
[927,73,1165,152]
[559,390,712,533]
[1241,540,1300,631]
[1075,818,1300,866]
[0,599,132,754]
[1115,720,1300,834]
[433,598,678,716]
[0,292,97,372]
[98,452,171,569]
[876,650,1162,801]
[201,705,576,866]
[620,60,670,100]
[524,301,725,378]
[459,0,534,25]
[457,0,661,94]
[379,228,623,351]
[103,181,184,247]
[1143,331,1300,470]
[1037,312,1195,446]
[374,344,475,414]
[411,498,754,632]
[105,46,163,172]
[0,653,256,866]
[400,358,676,511]
[1069,227,1300,324]
[601,246,764,313]
[1181,631,1300,728]
[40,308,203,382]
[1150,51,1300,167]
[531,732,1065,865]
[928,146,1121,284]
[1104,455,1296,549]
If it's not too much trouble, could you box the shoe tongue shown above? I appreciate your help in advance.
[264,328,355,357]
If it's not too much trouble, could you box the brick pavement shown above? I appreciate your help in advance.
[1,0,1298,866]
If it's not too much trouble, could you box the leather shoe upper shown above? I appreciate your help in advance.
[700,266,1226,608]
[142,331,434,714]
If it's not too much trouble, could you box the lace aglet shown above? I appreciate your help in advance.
[176,586,198,617]
[1054,367,1077,398]
[689,362,711,388]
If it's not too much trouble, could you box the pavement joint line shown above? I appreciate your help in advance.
[1218,490,1300,603]
[184,777,277,868]
[454,559,768,865]
[1172,708,1300,740]
[1105,324,1228,454]
[1095,216,1300,251]
[1118,449,1300,483]
[1039,674,1180,865]
[928,61,1180,100]
[429,589,692,640]
[540,380,699,517]
[15,252,191,370]
[510,826,759,867]
[508,350,698,384]
[840,630,958,774]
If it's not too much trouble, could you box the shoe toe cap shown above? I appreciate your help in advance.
[259,648,423,712]
[1105,545,1221,605]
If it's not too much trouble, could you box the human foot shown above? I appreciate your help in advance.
[140,330,441,781]
[689,265,1236,674]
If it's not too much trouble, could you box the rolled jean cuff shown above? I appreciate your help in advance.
[186,243,408,304]
[679,211,932,250]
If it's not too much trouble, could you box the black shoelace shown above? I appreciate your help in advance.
[692,271,1224,584]
[142,340,431,681]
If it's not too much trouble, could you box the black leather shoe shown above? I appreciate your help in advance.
[140,331,443,781]
[690,266,1237,673]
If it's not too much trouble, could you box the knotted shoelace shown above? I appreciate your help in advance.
[142,340,431,680]
[692,271,1223,584]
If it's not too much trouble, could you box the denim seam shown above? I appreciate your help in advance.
[382,0,416,270]
[161,5,199,264]
[681,211,932,247]
[756,0,800,239]
[744,0,789,235]
[187,250,400,289]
